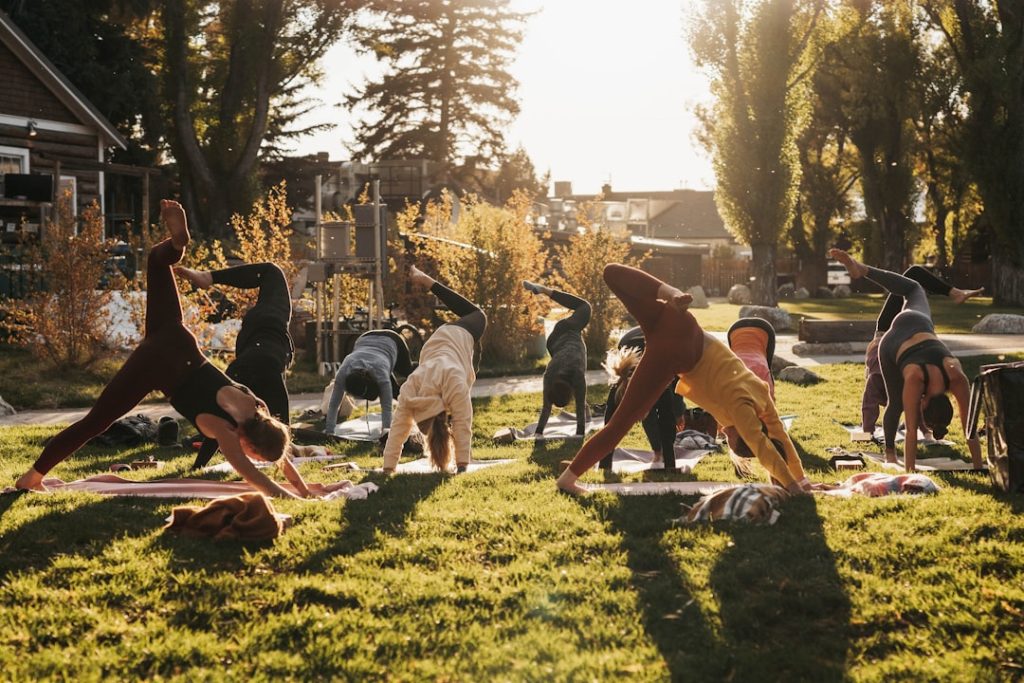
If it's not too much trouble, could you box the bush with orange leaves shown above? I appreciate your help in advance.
[387,190,547,366]
[550,206,643,365]
[3,196,116,369]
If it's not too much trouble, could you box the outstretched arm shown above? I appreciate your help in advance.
[902,381,921,473]
[204,420,303,499]
[950,368,984,468]
[574,374,588,436]
[277,456,313,498]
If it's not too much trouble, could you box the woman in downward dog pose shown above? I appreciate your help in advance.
[323,329,413,436]
[522,280,590,436]
[14,201,316,499]
[829,249,983,471]
[557,264,812,495]
[860,266,983,436]
[381,267,486,473]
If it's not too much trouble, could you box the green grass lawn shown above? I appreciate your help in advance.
[1,356,1023,680]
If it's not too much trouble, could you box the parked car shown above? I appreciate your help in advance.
[826,260,851,286]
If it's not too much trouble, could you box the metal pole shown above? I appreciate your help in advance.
[314,174,323,372]
[373,179,384,327]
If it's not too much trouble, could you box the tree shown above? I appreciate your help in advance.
[492,146,549,203]
[690,0,826,306]
[922,0,1024,304]
[346,0,529,188]
[828,1,922,273]
[160,0,356,236]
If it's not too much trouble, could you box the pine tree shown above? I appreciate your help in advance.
[347,0,529,182]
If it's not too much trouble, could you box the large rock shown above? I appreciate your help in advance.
[778,366,823,385]
[972,313,1024,334]
[687,285,710,309]
[737,305,794,331]
[833,284,852,299]
[777,282,795,300]
[795,286,811,300]
[814,286,833,299]
[0,396,14,417]
[728,283,752,305]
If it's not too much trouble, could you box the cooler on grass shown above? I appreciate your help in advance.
[968,361,1024,494]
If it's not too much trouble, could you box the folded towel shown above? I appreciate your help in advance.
[164,493,291,541]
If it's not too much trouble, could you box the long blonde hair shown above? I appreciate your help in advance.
[603,346,642,404]
[419,412,453,471]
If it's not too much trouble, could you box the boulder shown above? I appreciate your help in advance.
[814,286,833,299]
[778,366,823,385]
[687,285,710,309]
[777,282,795,300]
[728,283,752,305]
[833,284,852,299]
[795,287,811,300]
[972,313,1024,334]
[0,396,14,417]
[737,305,794,331]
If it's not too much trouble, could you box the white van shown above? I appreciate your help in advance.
[826,260,851,286]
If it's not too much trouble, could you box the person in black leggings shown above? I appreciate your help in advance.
[174,262,295,469]
[381,266,486,473]
[598,326,685,470]
[15,201,320,499]
[522,281,590,435]
[830,249,983,471]
[861,266,983,434]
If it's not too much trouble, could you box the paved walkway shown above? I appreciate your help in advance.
[2,331,1021,428]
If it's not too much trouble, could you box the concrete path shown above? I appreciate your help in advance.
[2,330,1020,428]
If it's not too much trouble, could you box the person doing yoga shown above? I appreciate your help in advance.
[557,264,812,495]
[860,266,983,435]
[14,201,315,499]
[323,329,414,435]
[829,249,983,471]
[598,326,686,470]
[523,281,590,436]
[723,318,782,476]
[174,261,296,469]
[381,267,486,473]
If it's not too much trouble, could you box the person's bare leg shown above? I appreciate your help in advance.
[950,286,985,304]
[828,248,869,280]
[161,199,190,250]
[173,266,213,289]
[409,265,436,290]
[657,282,693,312]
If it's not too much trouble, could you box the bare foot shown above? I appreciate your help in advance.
[828,248,868,280]
[161,199,190,249]
[556,467,589,495]
[173,266,213,289]
[668,292,693,312]
[950,287,984,304]
[408,265,435,289]
[15,468,47,492]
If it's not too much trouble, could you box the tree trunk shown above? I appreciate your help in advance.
[991,247,1024,306]
[750,242,778,306]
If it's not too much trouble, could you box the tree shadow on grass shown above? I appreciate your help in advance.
[296,471,446,573]
[600,493,850,680]
[939,473,1024,513]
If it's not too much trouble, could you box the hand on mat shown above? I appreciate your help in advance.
[306,481,354,498]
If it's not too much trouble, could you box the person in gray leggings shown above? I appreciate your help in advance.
[830,249,983,471]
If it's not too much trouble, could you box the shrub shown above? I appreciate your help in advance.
[4,196,114,369]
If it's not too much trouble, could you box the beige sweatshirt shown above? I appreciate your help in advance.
[382,324,476,470]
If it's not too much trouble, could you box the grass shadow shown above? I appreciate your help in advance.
[297,470,446,573]
[939,473,1024,513]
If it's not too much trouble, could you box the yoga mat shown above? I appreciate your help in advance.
[583,481,736,496]
[333,413,386,442]
[201,453,355,475]
[840,423,954,447]
[858,450,977,472]
[390,458,516,474]
[607,447,714,474]
[6,475,377,500]
[493,411,604,443]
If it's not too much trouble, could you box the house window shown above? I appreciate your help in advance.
[0,146,31,197]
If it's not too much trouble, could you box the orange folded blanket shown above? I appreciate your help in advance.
[164,492,291,541]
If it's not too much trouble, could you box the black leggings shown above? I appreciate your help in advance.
[546,289,591,349]
[431,281,487,341]
[875,265,952,335]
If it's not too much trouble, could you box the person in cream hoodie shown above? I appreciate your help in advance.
[382,266,486,473]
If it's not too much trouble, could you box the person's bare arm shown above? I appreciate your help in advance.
[277,456,313,498]
[902,380,921,473]
[949,367,984,468]
[198,416,302,499]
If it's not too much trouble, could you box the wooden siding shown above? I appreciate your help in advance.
[0,39,77,124]
[0,123,100,212]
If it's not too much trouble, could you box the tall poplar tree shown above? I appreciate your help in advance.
[346,0,528,187]
[691,0,826,306]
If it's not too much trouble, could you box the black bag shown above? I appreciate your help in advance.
[88,414,159,448]
[968,361,1024,493]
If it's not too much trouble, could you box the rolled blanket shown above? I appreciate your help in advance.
[164,492,290,541]
[675,484,790,525]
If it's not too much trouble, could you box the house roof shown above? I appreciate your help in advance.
[647,192,730,240]
[0,9,127,149]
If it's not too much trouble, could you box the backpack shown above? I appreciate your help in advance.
[88,414,159,448]
[968,361,1024,493]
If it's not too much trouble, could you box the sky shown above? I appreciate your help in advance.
[289,0,715,195]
